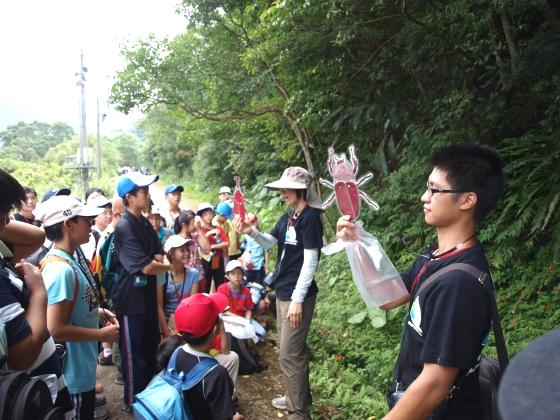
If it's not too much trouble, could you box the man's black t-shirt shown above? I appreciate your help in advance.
[112,211,163,317]
[175,346,235,420]
[396,243,491,420]
[13,213,38,225]
[269,206,323,301]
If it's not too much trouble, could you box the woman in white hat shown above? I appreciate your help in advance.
[235,166,323,419]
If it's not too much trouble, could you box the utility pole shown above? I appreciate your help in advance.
[96,96,101,179]
[76,49,89,195]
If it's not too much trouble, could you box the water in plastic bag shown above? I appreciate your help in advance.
[322,221,408,308]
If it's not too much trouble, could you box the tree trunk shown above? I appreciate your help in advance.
[500,8,518,61]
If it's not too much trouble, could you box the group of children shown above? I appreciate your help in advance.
[0,171,272,419]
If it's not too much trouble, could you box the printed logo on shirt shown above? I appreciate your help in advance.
[408,296,423,336]
[285,225,297,245]
[83,285,98,313]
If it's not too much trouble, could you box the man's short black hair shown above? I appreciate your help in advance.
[44,218,79,242]
[122,187,145,207]
[174,210,196,234]
[428,143,505,223]
[156,335,186,371]
[23,187,37,198]
[0,168,26,214]
[84,187,105,202]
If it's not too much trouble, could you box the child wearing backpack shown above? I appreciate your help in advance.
[35,195,120,419]
[171,293,244,419]
[157,235,200,337]
[0,169,74,418]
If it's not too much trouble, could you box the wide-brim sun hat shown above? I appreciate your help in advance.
[219,186,232,195]
[34,195,104,227]
[265,166,323,209]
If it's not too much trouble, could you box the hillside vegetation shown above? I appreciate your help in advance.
[4,1,559,417]
[109,1,559,417]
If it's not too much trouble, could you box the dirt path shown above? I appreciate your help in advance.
[96,184,287,419]
[96,330,286,419]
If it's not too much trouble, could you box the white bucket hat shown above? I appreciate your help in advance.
[265,167,323,209]
[34,195,104,227]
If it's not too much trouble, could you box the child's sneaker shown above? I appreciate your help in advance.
[93,405,109,420]
[271,395,287,410]
[95,393,107,407]
[98,351,113,366]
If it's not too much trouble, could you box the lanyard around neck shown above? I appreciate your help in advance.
[170,270,187,301]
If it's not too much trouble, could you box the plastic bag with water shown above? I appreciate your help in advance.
[322,221,408,308]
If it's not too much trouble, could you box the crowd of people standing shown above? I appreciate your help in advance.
[0,142,512,420]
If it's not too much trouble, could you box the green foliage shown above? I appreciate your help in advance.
[309,251,404,418]
[107,0,560,416]
[0,121,74,159]
[0,121,143,199]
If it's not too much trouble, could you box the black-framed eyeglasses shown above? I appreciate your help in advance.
[425,181,464,196]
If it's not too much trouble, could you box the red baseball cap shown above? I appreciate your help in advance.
[174,293,229,338]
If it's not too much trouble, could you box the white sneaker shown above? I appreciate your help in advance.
[271,395,287,410]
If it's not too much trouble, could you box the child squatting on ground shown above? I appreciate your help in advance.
[218,259,267,341]
[157,293,245,420]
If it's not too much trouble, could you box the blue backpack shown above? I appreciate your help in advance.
[133,348,219,419]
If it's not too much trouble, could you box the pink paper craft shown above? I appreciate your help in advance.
[320,145,380,220]
[232,176,246,221]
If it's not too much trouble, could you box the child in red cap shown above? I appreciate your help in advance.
[173,293,244,420]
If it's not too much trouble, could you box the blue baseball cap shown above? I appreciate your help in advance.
[165,184,184,195]
[215,202,233,220]
[117,172,159,198]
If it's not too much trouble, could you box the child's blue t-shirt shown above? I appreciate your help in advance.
[164,267,200,317]
[244,236,265,270]
[42,248,99,395]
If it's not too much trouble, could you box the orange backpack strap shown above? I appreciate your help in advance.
[40,256,79,323]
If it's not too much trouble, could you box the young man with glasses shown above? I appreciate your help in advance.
[112,172,171,413]
[338,144,505,420]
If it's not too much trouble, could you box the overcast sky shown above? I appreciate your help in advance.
[0,0,186,135]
